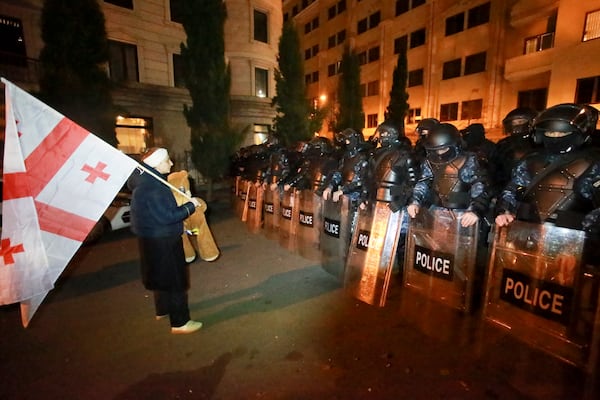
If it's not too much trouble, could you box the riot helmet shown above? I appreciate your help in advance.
[372,121,401,147]
[415,118,440,139]
[337,128,364,153]
[534,103,598,154]
[502,107,537,139]
[309,136,333,155]
[424,123,462,163]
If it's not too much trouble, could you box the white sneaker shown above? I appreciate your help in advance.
[171,320,203,334]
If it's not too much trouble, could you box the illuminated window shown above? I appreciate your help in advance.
[407,108,421,124]
[254,124,271,145]
[108,40,139,82]
[255,67,268,97]
[116,116,152,155]
[583,10,600,42]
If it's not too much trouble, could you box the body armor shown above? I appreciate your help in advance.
[429,154,470,209]
[518,154,595,225]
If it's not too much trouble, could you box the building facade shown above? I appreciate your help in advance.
[0,0,282,177]
[283,0,600,143]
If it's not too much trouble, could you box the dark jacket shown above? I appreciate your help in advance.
[127,164,196,238]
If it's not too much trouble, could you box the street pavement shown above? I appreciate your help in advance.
[1,200,598,399]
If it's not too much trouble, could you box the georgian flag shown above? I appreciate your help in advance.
[0,78,138,327]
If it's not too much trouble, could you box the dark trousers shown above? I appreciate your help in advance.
[153,290,190,328]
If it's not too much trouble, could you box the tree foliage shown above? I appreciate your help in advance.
[384,47,410,131]
[272,21,312,146]
[38,0,117,146]
[331,46,364,134]
[179,0,243,192]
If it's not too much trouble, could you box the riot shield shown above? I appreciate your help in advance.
[296,189,323,261]
[245,183,263,233]
[233,177,247,218]
[344,202,404,307]
[241,180,251,222]
[262,187,280,240]
[278,189,298,252]
[320,195,353,282]
[484,221,600,372]
[403,207,480,313]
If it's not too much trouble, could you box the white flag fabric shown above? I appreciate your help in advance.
[0,78,139,327]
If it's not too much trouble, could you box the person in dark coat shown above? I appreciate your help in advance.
[128,147,203,334]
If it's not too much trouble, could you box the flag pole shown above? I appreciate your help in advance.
[135,163,195,201]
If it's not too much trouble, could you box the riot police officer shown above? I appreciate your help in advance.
[414,118,440,164]
[491,107,539,192]
[284,136,338,194]
[322,128,370,205]
[495,103,600,231]
[407,123,490,227]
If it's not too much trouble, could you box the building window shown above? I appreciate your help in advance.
[328,63,336,77]
[464,51,486,75]
[412,0,426,7]
[169,0,183,23]
[583,10,600,41]
[312,71,319,83]
[328,35,336,49]
[407,108,421,124]
[254,10,268,43]
[358,11,380,34]
[524,32,554,54]
[367,80,379,97]
[518,88,547,112]
[367,114,378,128]
[305,17,319,34]
[337,30,346,44]
[105,0,133,9]
[440,102,459,121]
[461,99,483,120]
[255,67,268,97]
[108,40,139,82]
[358,51,367,65]
[409,28,426,48]
[576,76,600,104]
[394,35,408,54]
[446,13,464,36]
[115,116,152,155]
[328,0,347,20]
[173,53,185,88]
[0,15,27,66]
[254,124,271,145]
[396,0,410,16]
[442,58,461,80]
[467,2,490,29]
[408,69,424,87]
[368,46,380,63]
[369,11,381,29]
[360,83,367,97]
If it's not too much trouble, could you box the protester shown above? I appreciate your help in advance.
[127,147,203,334]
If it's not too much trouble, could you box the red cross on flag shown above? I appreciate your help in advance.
[0,78,139,327]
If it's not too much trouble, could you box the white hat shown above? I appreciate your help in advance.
[143,148,169,168]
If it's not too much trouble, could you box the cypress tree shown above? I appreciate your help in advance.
[332,46,364,133]
[272,20,312,146]
[180,0,243,199]
[38,0,117,146]
[384,47,410,131]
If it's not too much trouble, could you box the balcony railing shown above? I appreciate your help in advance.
[523,32,554,54]
[0,52,40,85]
